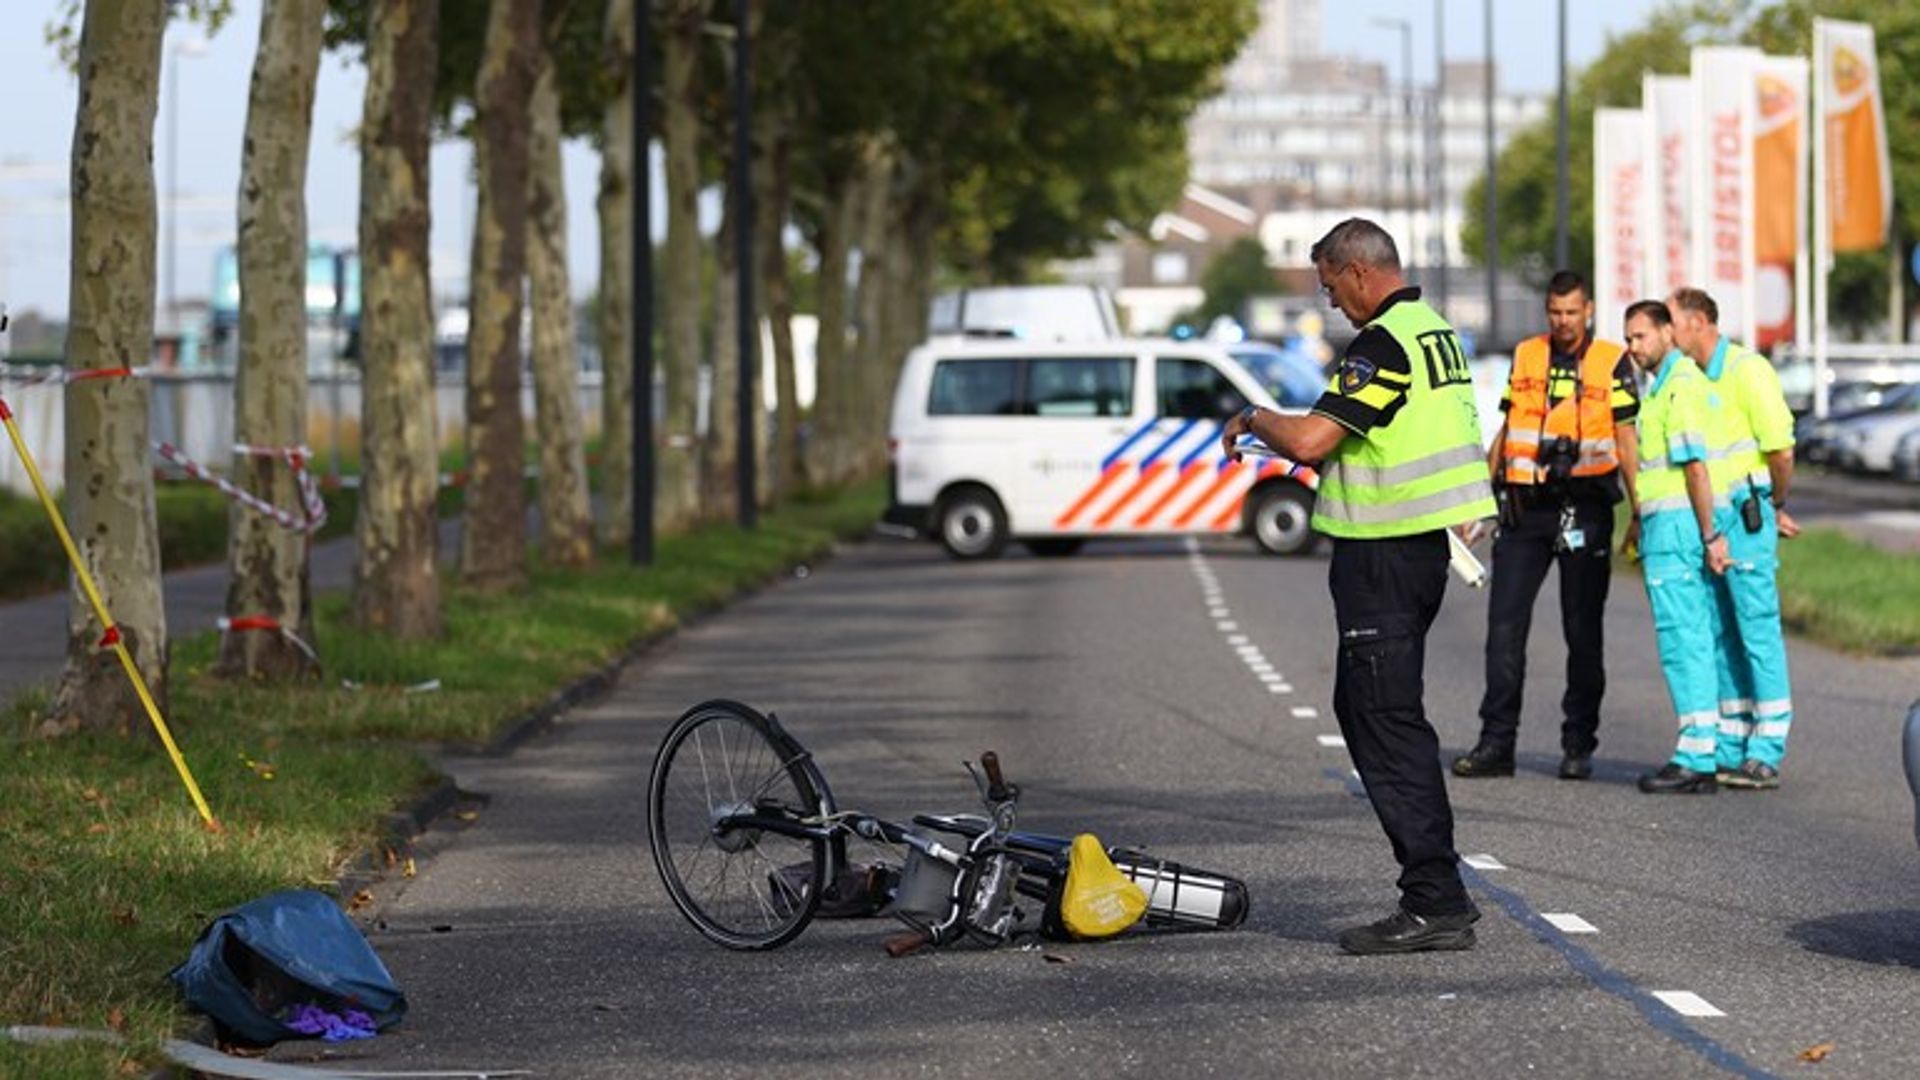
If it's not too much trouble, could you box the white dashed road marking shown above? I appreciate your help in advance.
[1290,706,1317,718]
[1541,913,1598,934]
[1651,991,1725,1018]
[1315,734,1346,748]
[1216,620,1239,631]
[1227,634,1250,646]
[1462,854,1505,871]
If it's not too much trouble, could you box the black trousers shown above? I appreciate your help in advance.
[1475,497,1614,758]
[1328,532,1472,917]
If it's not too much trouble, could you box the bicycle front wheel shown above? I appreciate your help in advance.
[648,700,826,950]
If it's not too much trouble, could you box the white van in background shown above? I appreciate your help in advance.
[928,285,1122,342]
[884,338,1320,560]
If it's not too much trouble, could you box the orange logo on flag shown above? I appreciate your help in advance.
[1833,47,1866,95]
[1758,75,1795,121]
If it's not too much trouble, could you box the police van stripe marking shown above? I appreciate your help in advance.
[1093,462,1171,526]
[1134,461,1212,527]
[1055,462,1130,528]
[1173,462,1249,528]
[1100,417,1163,472]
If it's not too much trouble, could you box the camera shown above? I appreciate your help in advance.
[1540,435,1579,485]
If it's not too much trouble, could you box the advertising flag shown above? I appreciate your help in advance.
[1593,108,1648,343]
[1642,75,1694,296]
[1753,56,1808,350]
[1691,46,1760,345]
[1818,20,1892,252]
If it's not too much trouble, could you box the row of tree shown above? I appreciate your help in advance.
[43,0,1256,736]
[1460,0,1917,334]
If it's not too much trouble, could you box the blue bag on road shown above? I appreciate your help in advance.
[168,888,407,1047]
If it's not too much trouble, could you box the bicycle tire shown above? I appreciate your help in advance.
[648,699,826,950]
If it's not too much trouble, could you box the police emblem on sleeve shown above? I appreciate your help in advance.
[1339,357,1376,394]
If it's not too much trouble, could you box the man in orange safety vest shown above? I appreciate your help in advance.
[1452,271,1641,782]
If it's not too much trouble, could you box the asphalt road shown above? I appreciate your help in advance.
[270,532,1920,1080]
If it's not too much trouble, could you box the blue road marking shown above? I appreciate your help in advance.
[1318,767,1778,1080]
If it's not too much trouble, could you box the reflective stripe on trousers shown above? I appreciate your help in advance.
[1642,537,1722,775]
[1709,496,1795,769]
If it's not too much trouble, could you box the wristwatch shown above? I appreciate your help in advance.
[1702,529,1724,544]
[1239,404,1260,427]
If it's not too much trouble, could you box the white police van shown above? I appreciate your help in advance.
[884,338,1321,560]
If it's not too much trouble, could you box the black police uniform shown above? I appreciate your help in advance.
[1476,337,1639,762]
[1313,287,1479,918]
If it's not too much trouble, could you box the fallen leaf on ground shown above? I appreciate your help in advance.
[347,889,375,912]
[107,1007,125,1031]
[1798,1042,1835,1063]
[403,857,416,878]
[87,823,109,835]
[455,810,480,822]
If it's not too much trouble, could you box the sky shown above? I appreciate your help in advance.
[0,0,1666,322]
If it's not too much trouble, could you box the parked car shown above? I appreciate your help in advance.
[1798,382,1920,465]
[1905,702,1920,848]
[1224,339,1325,410]
[885,338,1317,559]
[1829,397,1920,473]
[1892,427,1920,482]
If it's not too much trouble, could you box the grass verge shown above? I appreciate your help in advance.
[1777,526,1920,655]
[0,479,885,1079]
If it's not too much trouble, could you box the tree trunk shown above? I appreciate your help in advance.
[753,80,802,497]
[460,0,540,589]
[47,0,169,736]
[354,0,442,640]
[220,0,327,680]
[596,0,635,550]
[847,142,896,483]
[806,163,859,486]
[704,188,740,519]
[528,47,594,566]
[657,0,705,531]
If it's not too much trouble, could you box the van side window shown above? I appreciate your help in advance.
[928,359,1020,416]
[1024,357,1134,417]
[1156,358,1247,419]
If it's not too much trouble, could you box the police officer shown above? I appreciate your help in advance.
[1619,299,1733,793]
[1453,272,1641,782]
[1220,218,1496,955]
[1665,287,1799,790]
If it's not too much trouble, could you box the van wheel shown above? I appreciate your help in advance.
[1023,538,1085,558]
[1248,485,1317,556]
[937,487,1009,560]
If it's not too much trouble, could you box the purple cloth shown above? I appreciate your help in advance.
[284,1003,378,1042]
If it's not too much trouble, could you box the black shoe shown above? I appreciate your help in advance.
[1558,754,1593,781]
[1720,760,1780,790]
[1637,763,1717,794]
[1451,744,1515,778]
[1338,907,1479,955]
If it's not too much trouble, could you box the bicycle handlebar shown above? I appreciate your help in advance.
[980,751,1012,802]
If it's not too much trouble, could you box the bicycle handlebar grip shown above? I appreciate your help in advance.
[980,751,1010,800]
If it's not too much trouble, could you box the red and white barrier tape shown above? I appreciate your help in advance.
[0,364,150,386]
[216,615,321,666]
[153,440,328,534]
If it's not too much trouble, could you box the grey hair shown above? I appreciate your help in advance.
[1310,218,1401,273]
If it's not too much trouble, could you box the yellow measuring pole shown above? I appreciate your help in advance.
[0,394,220,831]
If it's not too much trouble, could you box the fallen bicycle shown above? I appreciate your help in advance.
[647,699,1249,953]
